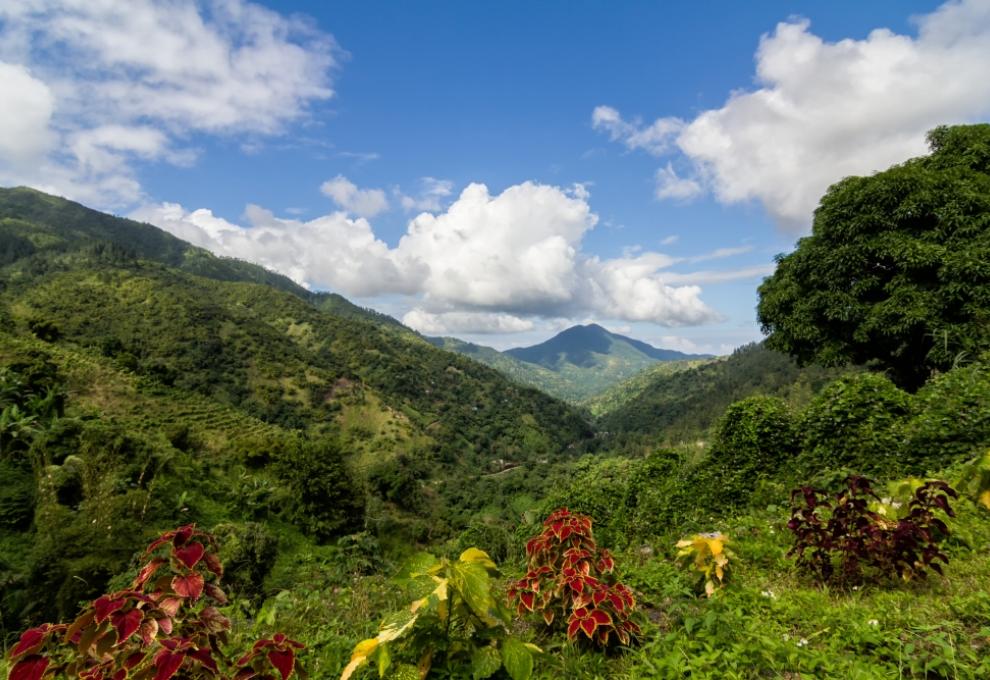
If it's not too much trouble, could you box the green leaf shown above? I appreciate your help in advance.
[501,637,534,680]
[471,645,502,680]
[451,561,498,625]
[377,642,391,678]
[459,547,498,572]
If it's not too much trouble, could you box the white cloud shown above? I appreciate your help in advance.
[402,309,535,335]
[320,175,389,217]
[591,105,683,155]
[654,163,702,201]
[0,62,55,168]
[0,0,338,206]
[594,0,990,228]
[687,245,753,263]
[129,201,422,297]
[134,180,723,328]
[398,177,454,212]
[659,234,679,246]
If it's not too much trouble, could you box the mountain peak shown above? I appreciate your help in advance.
[505,323,709,371]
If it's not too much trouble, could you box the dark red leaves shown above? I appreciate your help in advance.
[171,572,204,601]
[9,655,49,680]
[111,608,144,646]
[152,650,184,680]
[268,648,295,680]
[94,595,127,624]
[174,542,205,569]
[133,558,166,589]
[11,626,49,657]
[788,476,957,584]
[6,526,303,680]
[511,508,639,648]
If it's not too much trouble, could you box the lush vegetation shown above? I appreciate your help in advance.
[758,124,990,391]
[3,124,990,678]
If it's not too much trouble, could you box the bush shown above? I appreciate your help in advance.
[273,437,365,541]
[902,361,990,470]
[705,396,799,505]
[5,525,303,680]
[798,374,911,476]
[508,508,640,648]
[342,548,538,680]
[787,476,957,585]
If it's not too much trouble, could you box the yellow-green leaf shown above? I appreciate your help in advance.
[501,637,534,680]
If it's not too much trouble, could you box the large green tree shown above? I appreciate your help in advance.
[758,124,990,391]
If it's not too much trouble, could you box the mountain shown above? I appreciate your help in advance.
[480,323,710,402]
[0,187,592,466]
[507,323,705,368]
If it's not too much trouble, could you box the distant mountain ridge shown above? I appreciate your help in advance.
[506,323,706,368]
[428,323,712,403]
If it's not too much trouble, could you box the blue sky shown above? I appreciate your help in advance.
[2,0,988,352]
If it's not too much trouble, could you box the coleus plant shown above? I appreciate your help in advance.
[787,476,957,585]
[6,525,304,680]
[508,508,640,648]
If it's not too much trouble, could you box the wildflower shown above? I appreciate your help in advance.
[868,619,879,627]
[797,638,808,648]
[760,589,776,599]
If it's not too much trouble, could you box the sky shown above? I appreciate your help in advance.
[2,0,989,353]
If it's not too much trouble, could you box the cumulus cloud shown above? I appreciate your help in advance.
[0,0,338,206]
[0,62,55,168]
[594,0,990,228]
[134,181,724,332]
[398,177,454,212]
[320,175,389,217]
[402,310,535,335]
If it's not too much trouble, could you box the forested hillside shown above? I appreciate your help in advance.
[3,125,990,680]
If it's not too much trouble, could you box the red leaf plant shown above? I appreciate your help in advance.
[787,476,958,585]
[5,525,304,680]
[508,508,640,648]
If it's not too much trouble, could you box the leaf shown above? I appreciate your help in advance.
[452,561,498,625]
[111,608,144,646]
[500,638,534,680]
[172,572,204,600]
[9,655,49,680]
[153,650,185,680]
[377,642,391,678]
[340,639,377,680]
[979,489,990,510]
[11,627,47,658]
[459,547,497,572]
[267,648,295,680]
[174,542,205,569]
[470,646,501,680]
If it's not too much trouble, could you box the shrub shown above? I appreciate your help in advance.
[273,437,365,541]
[508,508,639,648]
[705,396,799,506]
[342,548,538,680]
[5,524,303,680]
[798,374,911,476]
[675,533,732,597]
[902,362,990,470]
[958,450,990,511]
[787,476,957,585]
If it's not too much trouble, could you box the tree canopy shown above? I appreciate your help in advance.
[757,124,990,391]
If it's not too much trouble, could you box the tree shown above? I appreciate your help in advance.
[757,124,990,391]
